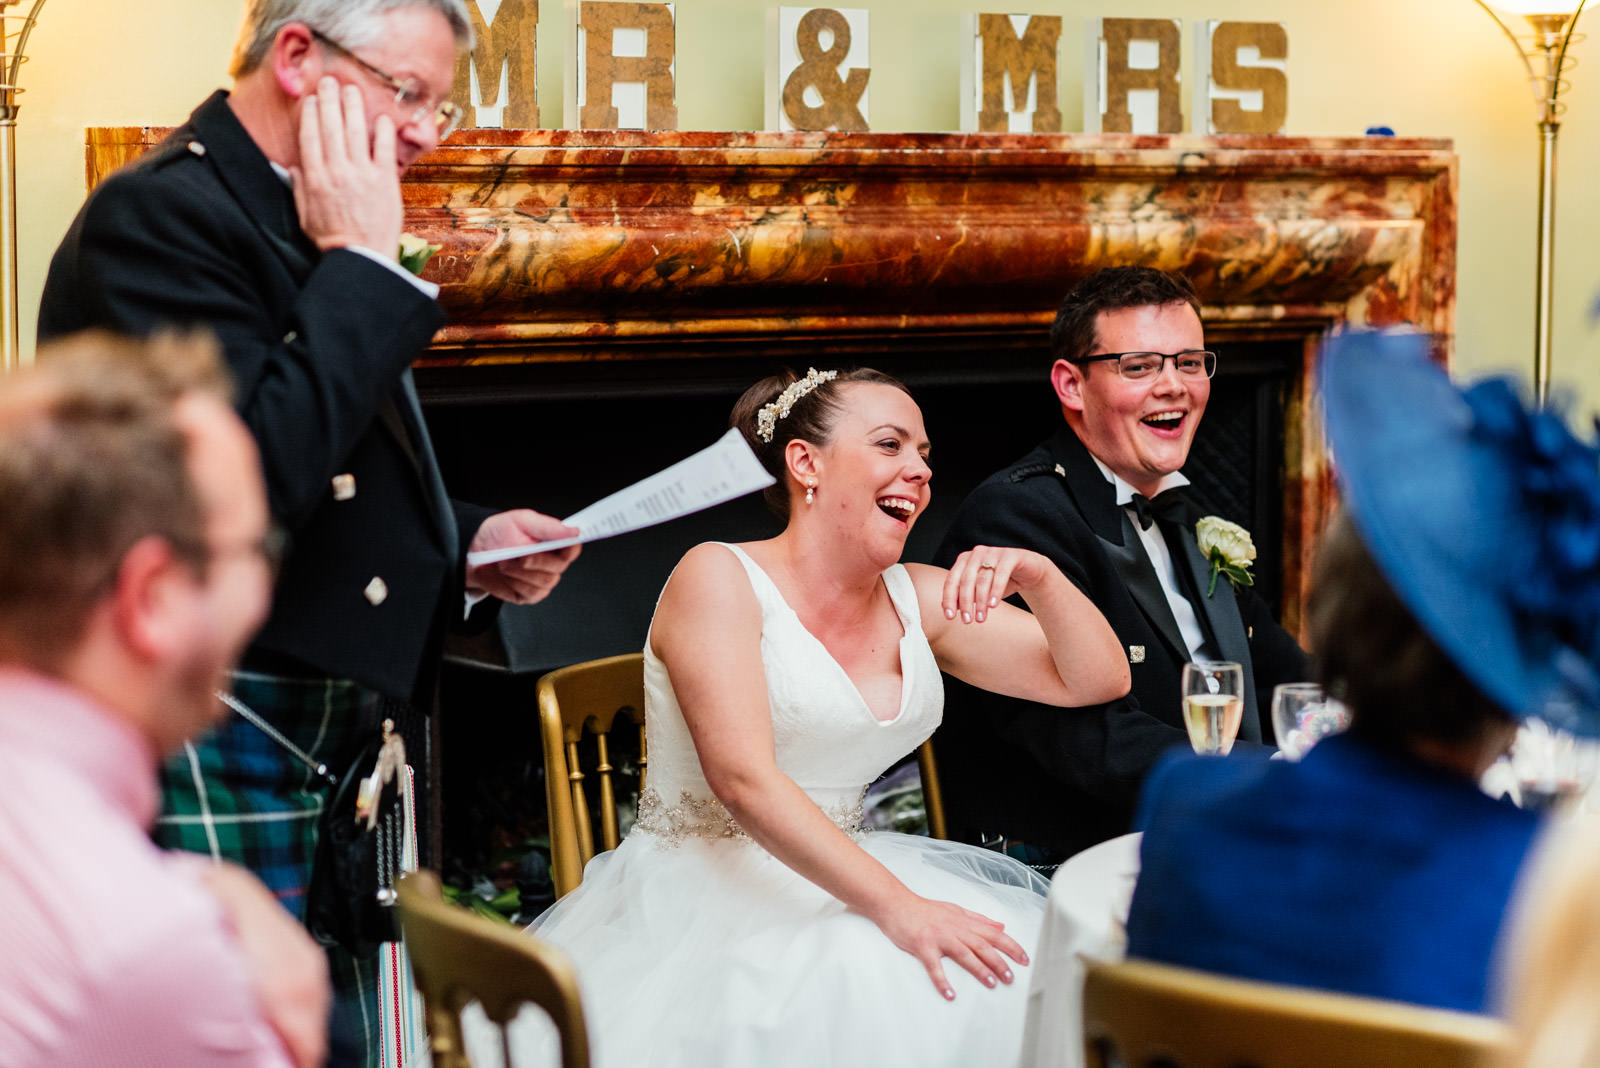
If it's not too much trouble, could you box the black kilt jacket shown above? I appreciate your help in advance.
[39,90,493,703]
[932,425,1310,857]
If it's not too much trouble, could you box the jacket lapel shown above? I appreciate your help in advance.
[1047,427,1128,546]
[1170,526,1261,741]
[1051,428,1191,661]
[1097,512,1193,665]
[186,91,316,279]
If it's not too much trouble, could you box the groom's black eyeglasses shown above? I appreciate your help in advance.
[1073,350,1218,382]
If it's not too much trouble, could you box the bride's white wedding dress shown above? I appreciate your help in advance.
[470,544,1048,1067]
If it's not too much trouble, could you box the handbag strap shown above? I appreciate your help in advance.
[215,689,339,787]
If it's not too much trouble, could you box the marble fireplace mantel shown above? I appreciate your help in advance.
[84,126,1457,633]
[87,128,1453,364]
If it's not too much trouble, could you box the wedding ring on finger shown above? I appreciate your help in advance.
[978,562,997,571]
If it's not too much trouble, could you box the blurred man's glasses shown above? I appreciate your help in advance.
[308,27,463,138]
[171,525,290,581]
[1074,350,1218,381]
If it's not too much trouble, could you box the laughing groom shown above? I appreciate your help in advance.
[933,266,1309,866]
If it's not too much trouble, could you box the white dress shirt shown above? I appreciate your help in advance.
[1090,458,1209,659]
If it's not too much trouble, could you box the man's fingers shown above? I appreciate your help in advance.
[371,113,398,174]
[316,78,349,168]
[341,82,370,162]
[297,97,324,183]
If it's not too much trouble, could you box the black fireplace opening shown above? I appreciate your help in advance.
[423,339,1300,674]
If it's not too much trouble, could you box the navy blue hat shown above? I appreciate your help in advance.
[1319,331,1600,735]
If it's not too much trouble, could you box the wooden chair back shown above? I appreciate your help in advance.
[1082,957,1507,1068]
[396,869,591,1068]
[537,652,647,898]
[915,737,947,840]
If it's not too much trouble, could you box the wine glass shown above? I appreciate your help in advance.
[1506,718,1600,811]
[1181,660,1244,755]
[1270,683,1351,761]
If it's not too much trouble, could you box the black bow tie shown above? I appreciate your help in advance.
[1130,490,1187,531]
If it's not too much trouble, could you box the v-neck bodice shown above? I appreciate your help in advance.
[639,543,943,834]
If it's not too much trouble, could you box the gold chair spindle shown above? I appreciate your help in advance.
[538,653,648,898]
[594,724,621,851]
[565,734,594,868]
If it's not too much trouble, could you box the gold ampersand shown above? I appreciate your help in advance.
[781,8,870,132]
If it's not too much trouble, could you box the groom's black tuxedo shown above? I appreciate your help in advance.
[39,91,491,703]
[933,425,1310,858]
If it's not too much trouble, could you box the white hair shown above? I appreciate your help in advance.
[229,0,473,77]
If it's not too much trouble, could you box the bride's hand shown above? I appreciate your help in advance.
[872,894,1029,1000]
[941,545,1052,624]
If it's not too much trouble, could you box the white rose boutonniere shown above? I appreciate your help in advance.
[1195,516,1256,596]
[397,232,442,276]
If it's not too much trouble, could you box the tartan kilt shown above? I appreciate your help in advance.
[153,670,383,916]
[154,669,388,1068]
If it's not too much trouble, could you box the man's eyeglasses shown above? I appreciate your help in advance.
[1074,350,1218,382]
[171,525,290,580]
[308,27,463,138]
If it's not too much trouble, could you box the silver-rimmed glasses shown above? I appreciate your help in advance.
[308,27,463,138]
[1074,350,1218,381]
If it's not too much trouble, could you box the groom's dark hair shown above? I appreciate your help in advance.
[1050,267,1202,370]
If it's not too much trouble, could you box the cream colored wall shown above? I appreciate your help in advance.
[16,1,1600,411]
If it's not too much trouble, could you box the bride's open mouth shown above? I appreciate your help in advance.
[876,496,917,525]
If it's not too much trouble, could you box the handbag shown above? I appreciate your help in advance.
[219,691,410,958]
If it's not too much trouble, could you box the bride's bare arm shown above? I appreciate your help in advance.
[908,547,1129,706]
[650,543,1028,1000]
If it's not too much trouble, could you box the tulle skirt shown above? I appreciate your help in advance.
[463,829,1049,1068]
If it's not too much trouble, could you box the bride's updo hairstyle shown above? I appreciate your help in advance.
[731,366,911,521]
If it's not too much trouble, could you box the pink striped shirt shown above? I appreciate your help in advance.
[0,669,294,1068]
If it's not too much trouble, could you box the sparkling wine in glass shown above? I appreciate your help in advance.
[1182,660,1244,755]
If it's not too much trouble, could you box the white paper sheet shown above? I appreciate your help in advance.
[466,428,775,566]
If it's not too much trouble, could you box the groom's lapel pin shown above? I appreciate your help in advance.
[1128,645,1146,664]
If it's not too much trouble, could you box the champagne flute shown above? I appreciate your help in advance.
[1270,683,1349,760]
[1181,660,1244,755]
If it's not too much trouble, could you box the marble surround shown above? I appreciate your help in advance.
[85,126,1457,633]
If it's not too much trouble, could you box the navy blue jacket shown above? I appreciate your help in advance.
[1126,733,1542,1014]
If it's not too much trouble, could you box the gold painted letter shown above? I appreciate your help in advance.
[975,14,1062,133]
[451,0,540,129]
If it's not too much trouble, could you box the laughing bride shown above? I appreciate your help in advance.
[477,367,1129,1067]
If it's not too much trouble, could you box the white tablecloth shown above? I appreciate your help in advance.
[1019,832,1142,1068]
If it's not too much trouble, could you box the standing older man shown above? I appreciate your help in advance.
[38,2,578,1062]
[0,331,329,1068]
[934,266,1309,866]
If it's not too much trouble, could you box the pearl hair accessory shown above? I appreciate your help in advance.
[756,367,838,443]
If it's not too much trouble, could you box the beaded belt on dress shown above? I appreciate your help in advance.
[634,787,867,846]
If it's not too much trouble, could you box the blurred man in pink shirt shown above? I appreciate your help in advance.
[0,331,329,1067]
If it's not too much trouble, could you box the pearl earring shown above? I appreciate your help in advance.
[805,479,816,505]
